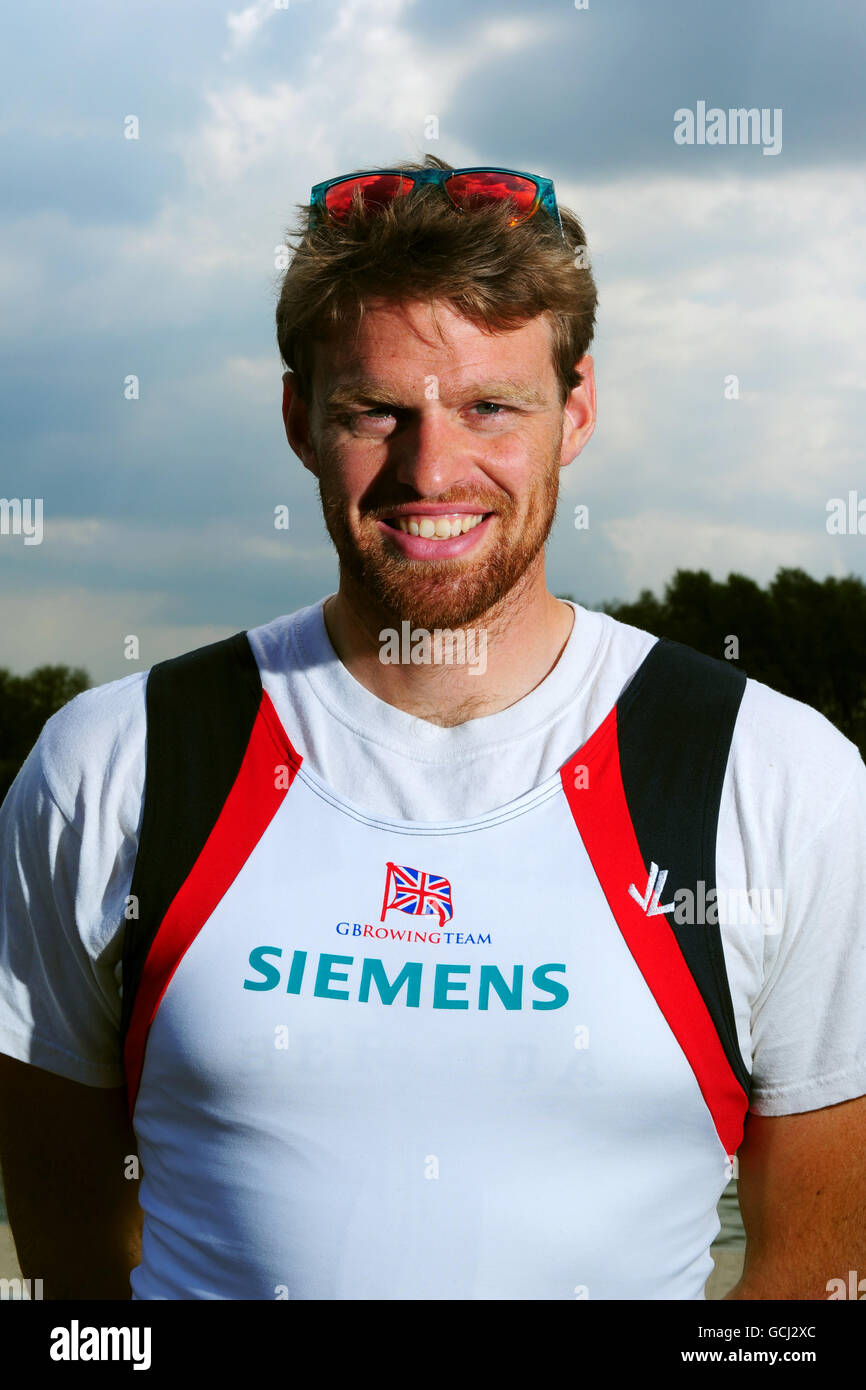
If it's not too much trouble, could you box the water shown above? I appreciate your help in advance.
[715,1180,745,1248]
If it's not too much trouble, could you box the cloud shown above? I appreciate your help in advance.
[2,0,864,679]
[194,82,306,183]
[597,512,857,601]
[224,1,282,59]
[0,586,240,685]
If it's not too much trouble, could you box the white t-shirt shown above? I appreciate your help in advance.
[1,597,865,1299]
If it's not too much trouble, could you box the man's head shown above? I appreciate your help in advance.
[276,155,598,630]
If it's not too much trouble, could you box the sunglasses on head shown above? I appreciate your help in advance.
[309,166,565,241]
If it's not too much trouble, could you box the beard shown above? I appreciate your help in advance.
[316,450,562,631]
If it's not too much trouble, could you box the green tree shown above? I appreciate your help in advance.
[0,665,90,803]
[570,567,866,759]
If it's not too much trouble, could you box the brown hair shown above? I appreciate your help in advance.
[275,154,598,409]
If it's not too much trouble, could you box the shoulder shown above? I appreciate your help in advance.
[573,604,659,706]
[586,606,658,663]
[732,670,864,833]
[708,663,866,944]
[596,609,862,789]
[31,670,149,827]
[592,615,864,839]
[246,600,328,678]
[20,614,321,826]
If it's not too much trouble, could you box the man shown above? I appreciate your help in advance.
[1,155,865,1301]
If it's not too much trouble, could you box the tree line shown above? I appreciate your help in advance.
[592,567,865,760]
[0,664,90,803]
[0,566,864,806]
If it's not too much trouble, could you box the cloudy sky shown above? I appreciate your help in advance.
[1,0,864,684]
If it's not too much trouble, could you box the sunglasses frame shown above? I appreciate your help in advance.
[309,166,565,241]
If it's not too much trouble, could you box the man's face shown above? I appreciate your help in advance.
[285,298,594,630]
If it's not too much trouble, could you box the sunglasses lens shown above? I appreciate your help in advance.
[446,171,539,223]
[324,174,412,222]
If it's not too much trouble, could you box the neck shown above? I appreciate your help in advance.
[322,561,575,727]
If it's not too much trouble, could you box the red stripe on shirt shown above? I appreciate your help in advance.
[123,691,301,1116]
[561,706,748,1156]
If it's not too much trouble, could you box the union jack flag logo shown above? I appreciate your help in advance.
[380,862,454,928]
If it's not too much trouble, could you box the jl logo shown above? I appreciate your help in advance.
[628,863,676,917]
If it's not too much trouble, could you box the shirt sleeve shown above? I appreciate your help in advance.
[748,743,866,1116]
[0,682,145,1088]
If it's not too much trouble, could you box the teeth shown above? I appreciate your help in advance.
[393,513,486,539]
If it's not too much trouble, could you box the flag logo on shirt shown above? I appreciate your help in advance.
[380,862,454,929]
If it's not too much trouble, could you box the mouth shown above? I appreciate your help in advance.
[376,510,495,558]
[382,510,491,540]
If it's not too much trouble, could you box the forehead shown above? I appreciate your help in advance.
[311,298,557,402]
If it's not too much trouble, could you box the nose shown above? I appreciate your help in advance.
[390,406,478,498]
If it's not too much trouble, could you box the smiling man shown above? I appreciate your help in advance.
[300,296,580,726]
[1,155,865,1302]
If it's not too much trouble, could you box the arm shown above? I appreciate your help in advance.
[0,690,149,1298]
[0,1053,142,1299]
[725,1094,866,1300]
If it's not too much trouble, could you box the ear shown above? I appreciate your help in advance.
[559,355,596,469]
[282,370,319,476]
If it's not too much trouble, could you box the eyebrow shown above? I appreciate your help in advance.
[321,379,551,413]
